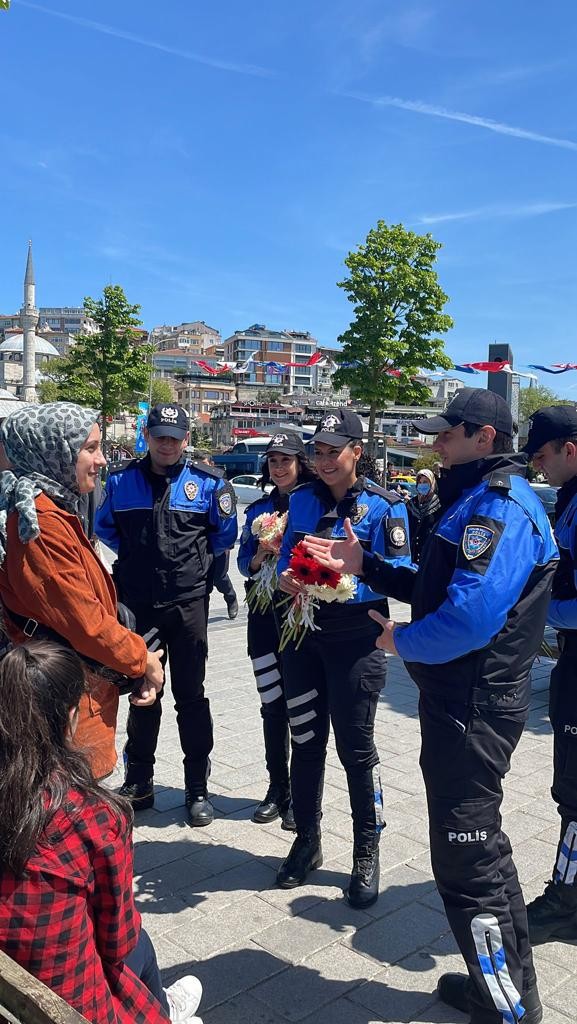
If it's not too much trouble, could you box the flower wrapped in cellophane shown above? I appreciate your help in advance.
[278,541,357,651]
[245,511,288,613]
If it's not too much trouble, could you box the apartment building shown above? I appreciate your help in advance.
[222,324,318,393]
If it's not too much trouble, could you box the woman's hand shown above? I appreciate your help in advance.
[278,569,306,597]
[249,542,275,574]
[130,649,165,706]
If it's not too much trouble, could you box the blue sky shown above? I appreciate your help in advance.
[1,0,577,394]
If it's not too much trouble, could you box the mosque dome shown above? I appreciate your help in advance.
[0,334,59,357]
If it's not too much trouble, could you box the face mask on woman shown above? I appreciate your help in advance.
[417,482,431,496]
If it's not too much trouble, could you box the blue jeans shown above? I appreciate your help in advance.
[125,928,170,1015]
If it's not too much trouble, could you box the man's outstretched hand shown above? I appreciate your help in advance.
[303,518,363,576]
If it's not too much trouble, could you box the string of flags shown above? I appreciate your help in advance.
[186,354,577,380]
[192,352,327,376]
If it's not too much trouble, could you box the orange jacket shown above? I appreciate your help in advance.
[0,493,148,778]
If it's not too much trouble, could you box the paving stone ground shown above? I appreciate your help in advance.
[108,537,574,1024]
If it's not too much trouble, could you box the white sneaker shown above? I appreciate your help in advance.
[164,975,203,1023]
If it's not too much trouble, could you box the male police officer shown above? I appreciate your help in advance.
[305,389,558,1024]
[524,406,577,945]
[95,403,238,826]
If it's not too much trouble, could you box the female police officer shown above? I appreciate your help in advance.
[275,409,412,908]
[238,431,315,829]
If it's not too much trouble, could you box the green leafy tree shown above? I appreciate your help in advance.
[413,448,443,473]
[45,286,150,447]
[518,383,572,424]
[149,377,175,406]
[37,379,60,403]
[333,222,453,450]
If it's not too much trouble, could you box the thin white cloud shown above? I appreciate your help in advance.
[18,1,274,79]
[419,201,577,225]
[344,91,577,152]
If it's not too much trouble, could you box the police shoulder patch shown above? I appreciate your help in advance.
[462,524,494,560]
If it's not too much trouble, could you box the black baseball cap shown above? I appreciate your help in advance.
[264,431,305,457]
[412,388,513,437]
[313,409,364,447]
[147,403,189,439]
[524,405,577,456]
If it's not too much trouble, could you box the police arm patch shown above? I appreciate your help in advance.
[217,482,236,517]
[462,524,494,560]
[457,515,504,575]
[384,516,410,556]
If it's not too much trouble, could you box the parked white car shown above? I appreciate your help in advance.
[230,474,273,503]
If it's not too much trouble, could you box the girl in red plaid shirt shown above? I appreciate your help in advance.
[0,641,202,1024]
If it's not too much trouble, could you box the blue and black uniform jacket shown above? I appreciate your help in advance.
[548,476,577,635]
[361,455,559,707]
[238,487,289,581]
[95,455,238,607]
[277,476,413,631]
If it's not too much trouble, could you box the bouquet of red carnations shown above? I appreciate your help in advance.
[245,511,288,613]
[278,541,357,651]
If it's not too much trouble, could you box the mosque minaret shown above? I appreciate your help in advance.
[20,240,38,401]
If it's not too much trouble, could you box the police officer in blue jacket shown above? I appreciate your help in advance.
[524,406,577,946]
[275,409,412,908]
[238,431,316,828]
[305,390,558,1024]
[95,404,237,826]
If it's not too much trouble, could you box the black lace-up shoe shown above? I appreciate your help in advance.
[346,844,380,908]
[252,784,290,824]
[277,830,322,888]
[119,779,154,811]
[185,791,214,828]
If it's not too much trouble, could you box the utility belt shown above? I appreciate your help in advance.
[1,603,160,696]
[557,631,577,655]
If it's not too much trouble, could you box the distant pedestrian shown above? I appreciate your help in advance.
[406,469,441,563]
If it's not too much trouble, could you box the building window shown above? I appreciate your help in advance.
[295,344,313,354]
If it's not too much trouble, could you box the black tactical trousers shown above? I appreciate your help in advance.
[247,605,290,789]
[549,647,577,885]
[281,623,386,846]
[419,693,533,1024]
[124,598,212,792]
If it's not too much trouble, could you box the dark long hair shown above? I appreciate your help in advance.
[0,641,131,876]
[260,452,316,490]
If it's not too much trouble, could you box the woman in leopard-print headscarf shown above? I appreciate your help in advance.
[0,403,164,779]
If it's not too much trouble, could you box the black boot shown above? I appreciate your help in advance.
[347,841,380,909]
[527,879,577,945]
[185,790,214,828]
[119,778,154,811]
[277,830,323,888]
[437,973,543,1023]
[252,783,290,824]
[281,802,296,832]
